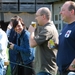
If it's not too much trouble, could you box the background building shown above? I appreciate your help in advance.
[0,0,74,33]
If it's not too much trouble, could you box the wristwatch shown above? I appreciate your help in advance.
[71,64,75,68]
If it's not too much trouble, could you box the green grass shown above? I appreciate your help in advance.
[6,65,11,75]
[6,48,11,75]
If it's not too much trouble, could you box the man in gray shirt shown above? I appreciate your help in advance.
[28,7,58,75]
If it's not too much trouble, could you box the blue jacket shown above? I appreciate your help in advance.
[13,29,35,65]
[7,28,17,70]
[8,28,17,44]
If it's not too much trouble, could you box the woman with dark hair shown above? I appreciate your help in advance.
[9,16,35,75]
[6,16,19,74]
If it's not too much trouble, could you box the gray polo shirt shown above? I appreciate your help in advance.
[34,22,58,75]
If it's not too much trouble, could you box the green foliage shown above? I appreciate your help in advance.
[6,65,11,75]
[6,48,11,75]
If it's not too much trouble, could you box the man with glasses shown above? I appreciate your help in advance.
[28,7,58,75]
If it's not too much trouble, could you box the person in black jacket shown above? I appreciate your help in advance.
[6,16,19,74]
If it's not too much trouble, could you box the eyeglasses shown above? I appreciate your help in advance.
[35,14,43,17]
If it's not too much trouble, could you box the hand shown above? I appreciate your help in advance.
[28,25,36,33]
[7,24,12,29]
[9,42,14,50]
[68,59,75,71]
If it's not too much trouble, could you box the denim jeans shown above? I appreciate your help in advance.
[0,59,4,75]
[36,72,51,75]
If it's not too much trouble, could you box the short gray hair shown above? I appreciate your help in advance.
[39,7,51,20]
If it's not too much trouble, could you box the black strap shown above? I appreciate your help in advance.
[16,37,23,64]
[18,37,20,46]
